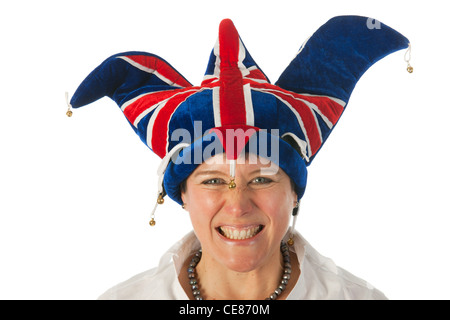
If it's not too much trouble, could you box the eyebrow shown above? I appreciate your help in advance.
[192,168,282,177]
[192,170,228,178]
[253,168,282,177]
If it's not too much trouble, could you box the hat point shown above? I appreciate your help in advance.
[218,19,240,68]
[70,16,410,205]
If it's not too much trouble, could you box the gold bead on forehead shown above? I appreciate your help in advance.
[228,178,236,189]
[228,159,237,189]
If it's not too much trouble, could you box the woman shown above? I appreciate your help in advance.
[68,17,411,299]
[179,153,300,300]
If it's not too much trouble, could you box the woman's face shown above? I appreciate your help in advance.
[181,154,297,273]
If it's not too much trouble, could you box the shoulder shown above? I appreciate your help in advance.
[97,231,198,300]
[333,265,387,300]
[303,245,387,299]
[97,264,176,300]
[292,232,387,300]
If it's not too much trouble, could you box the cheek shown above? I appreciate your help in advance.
[184,190,223,236]
[256,189,293,230]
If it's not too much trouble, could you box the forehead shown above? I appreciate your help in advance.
[195,153,282,175]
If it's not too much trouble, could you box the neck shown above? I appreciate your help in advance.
[178,243,300,300]
[197,249,284,300]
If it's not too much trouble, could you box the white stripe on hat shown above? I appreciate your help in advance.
[212,86,221,127]
[117,56,185,88]
[243,83,254,126]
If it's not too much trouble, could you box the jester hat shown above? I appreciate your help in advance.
[69,16,410,206]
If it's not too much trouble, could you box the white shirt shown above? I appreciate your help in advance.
[98,230,387,300]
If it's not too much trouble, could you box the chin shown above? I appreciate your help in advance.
[223,254,264,273]
[217,241,274,273]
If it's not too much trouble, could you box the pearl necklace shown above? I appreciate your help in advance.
[187,241,292,300]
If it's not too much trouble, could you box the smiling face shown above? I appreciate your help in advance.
[181,153,297,273]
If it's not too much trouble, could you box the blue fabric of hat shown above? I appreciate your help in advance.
[69,16,410,205]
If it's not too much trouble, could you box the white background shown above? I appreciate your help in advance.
[0,0,448,300]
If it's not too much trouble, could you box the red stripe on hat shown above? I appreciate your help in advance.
[209,125,260,160]
[266,89,323,156]
[123,88,192,125]
[150,90,199,158]
[260,85,345,127]
[298,95,344,125]
[123,81,222,126]
[124,54,192,88]
[218,19,246,126]
[247,68,269,81]
[249,81,344,125]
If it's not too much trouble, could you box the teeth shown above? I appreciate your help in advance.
[219,225,262,240]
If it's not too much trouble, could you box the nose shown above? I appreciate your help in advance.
[222,185,254,218]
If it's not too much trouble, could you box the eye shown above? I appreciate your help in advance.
[251,177,273,185]
[202,178,226,185]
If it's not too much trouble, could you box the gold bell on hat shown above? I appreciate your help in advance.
[407,65,413,73]
[157,193,165,204]
[404,43,413,73]
[149,192,165,226]
[148,193,164,227]
[65,92,73,117]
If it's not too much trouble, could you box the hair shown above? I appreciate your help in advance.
[180,179,187,193]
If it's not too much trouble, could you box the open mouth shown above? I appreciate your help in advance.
[217,225,264,240]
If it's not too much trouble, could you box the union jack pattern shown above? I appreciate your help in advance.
[70,16,409,165]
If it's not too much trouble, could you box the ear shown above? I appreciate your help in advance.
[292,198,299,216]
[180,180,187,204]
